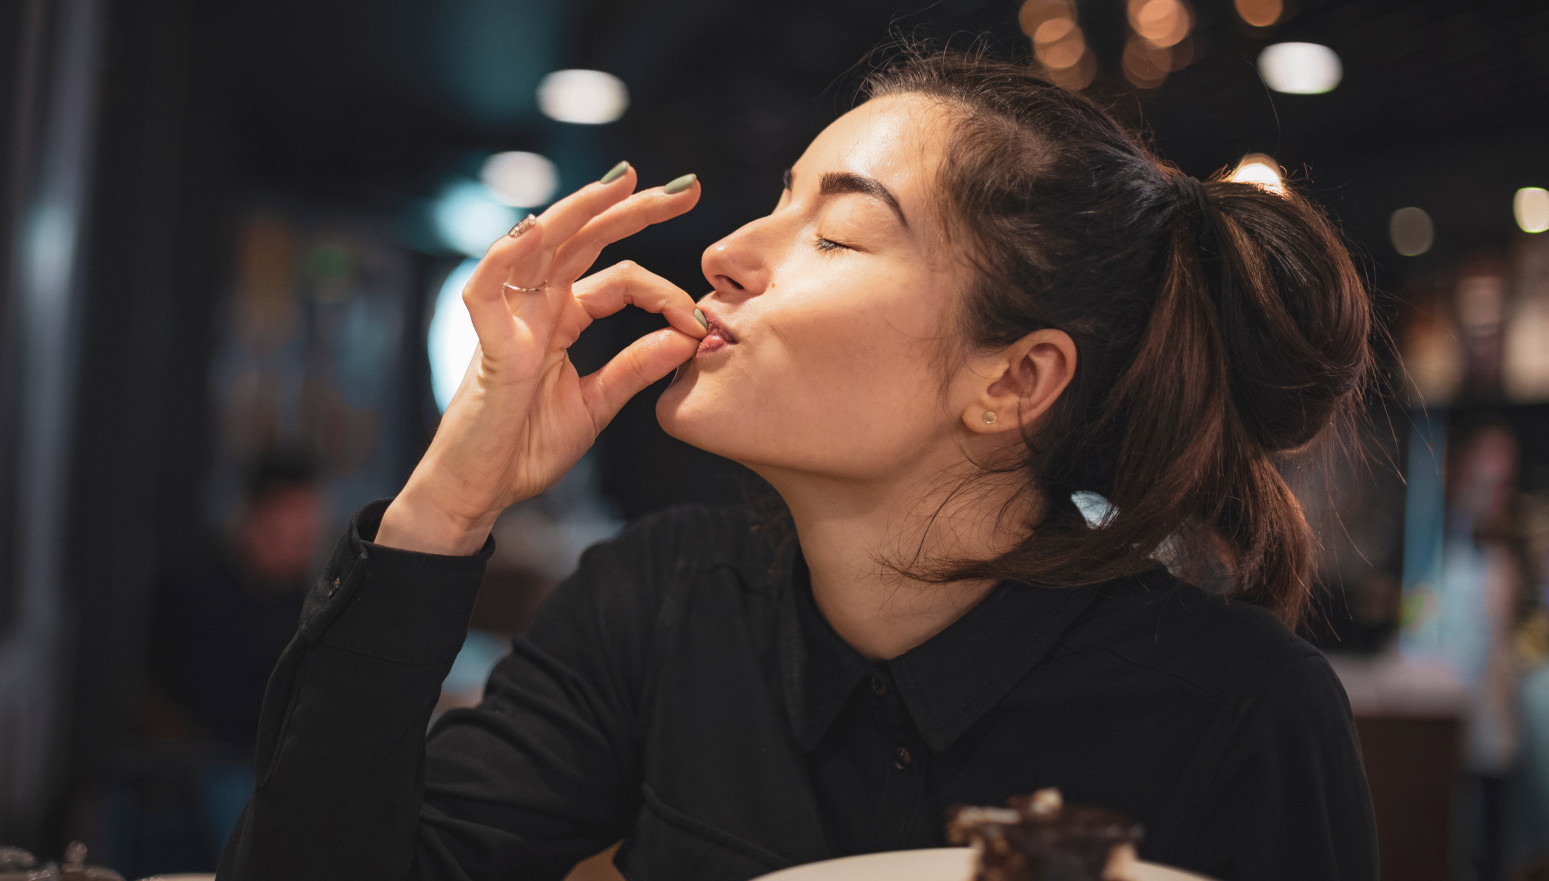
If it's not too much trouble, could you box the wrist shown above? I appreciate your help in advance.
[376,485,499,556]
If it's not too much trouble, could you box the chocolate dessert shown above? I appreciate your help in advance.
[947,788,1143,881]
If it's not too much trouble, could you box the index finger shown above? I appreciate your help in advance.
[562,261,706,344]
[548,176,703,284]
[463,161,641,301]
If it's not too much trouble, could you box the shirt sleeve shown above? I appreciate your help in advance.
[216,499,666,881]
[1188,654,1380,881]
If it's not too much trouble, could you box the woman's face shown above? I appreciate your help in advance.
[657,93,978,484]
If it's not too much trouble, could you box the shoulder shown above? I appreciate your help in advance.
[1061,566,1329,712]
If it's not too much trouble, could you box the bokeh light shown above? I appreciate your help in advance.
[1123,36,1170,89]
[537,69,630,125]
[1044,46,1098,91]
[1257,42,1343,94]
[1034,18,1087,70]
[480,151,560,208]
[433,179,521,257]
[1234,0,1283,28]
[1390,207,1435,257]
[1018,0,1077,38]
[427,258,481,413]
[1129,0,1192,48]
[1228,152,1286,194]
[1515,187,1549,234]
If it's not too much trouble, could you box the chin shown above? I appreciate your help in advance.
[656,373,765,466]
[656,373,713,447]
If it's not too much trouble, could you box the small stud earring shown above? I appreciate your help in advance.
[982,411,997,425]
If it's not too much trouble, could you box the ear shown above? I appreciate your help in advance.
[958,328,1077,435]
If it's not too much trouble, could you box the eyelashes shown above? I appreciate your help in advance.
[813,235,851,253]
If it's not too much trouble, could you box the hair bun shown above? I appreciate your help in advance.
[1204,181,1372,453]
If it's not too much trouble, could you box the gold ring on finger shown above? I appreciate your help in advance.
[503,281,547,294]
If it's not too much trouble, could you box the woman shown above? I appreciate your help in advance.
[218,50,1378,881]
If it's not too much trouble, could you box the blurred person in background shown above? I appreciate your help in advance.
[142,448,323,750]
[114,448,324,871]
[1440,417,1541,880]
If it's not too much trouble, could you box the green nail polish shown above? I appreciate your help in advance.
[663,173,696,195]
[694,308,709,331]
[600,161,629,184]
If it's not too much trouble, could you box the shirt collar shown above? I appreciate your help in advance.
[777,545,1103,755]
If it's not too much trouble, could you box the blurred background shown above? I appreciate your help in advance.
[1,0,1547,878]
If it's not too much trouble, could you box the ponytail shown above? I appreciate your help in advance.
[866,49,1374,630]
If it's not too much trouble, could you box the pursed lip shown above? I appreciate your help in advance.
[696,304,738,343]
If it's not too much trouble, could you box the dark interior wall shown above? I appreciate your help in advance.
[0,0,56,846]
[58,0,232,826]
[0,0,49,636]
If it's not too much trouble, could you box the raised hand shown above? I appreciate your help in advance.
[376,165,705,555]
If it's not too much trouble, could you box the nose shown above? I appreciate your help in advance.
[701,216,773,298]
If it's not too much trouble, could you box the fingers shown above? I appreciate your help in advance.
[461,164,643,323]
[580,327,700,428]
[461,223,546,360]
[548,176,703,285]
[565,261,707,345]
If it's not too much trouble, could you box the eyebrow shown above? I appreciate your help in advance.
[783,168,910,230]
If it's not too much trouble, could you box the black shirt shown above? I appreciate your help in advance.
[217,500,1378,881]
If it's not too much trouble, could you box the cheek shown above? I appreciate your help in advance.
[772,296,943,401]
[659,259,959,463]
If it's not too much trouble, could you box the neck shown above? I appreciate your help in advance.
[760,463,1031,661]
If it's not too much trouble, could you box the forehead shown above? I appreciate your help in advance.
[794,93,955,220]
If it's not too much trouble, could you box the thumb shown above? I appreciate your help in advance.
[580,327,700,427]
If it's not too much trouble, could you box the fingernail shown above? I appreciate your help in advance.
[600,161,629,184]
[663,173,696,195]
[694,308,709,331]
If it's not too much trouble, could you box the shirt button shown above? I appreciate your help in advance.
[893,746,912,770]
[869,676,888,697]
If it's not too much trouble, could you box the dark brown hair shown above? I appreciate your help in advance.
[864,49,1375,630]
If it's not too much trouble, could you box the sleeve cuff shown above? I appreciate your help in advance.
[297,499,496,665]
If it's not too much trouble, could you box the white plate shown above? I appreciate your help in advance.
[750,847,1212,881]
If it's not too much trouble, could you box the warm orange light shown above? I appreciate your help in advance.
[1123,36,1170,89]
[1130,0,1192,48]
[1040,39,1085,71]
[1035,21,1087,71]
[1033,16,1077,46]
[1019,0,1077,38]
[1045,48,1099,91]
[1234,0,1283,28]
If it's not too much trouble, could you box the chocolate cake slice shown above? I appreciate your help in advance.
[946,789,1143,881]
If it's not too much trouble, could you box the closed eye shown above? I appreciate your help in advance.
[813,235,850,253]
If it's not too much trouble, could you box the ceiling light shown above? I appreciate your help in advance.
[1515,187,1549,234]
[481,151,559,208]
[537,69,629,125]
[1389,207,1434,257]
[1257,42,1342,94]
